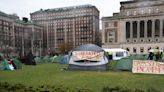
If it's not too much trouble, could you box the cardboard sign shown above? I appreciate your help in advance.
[132,60,164,74]
[72,51,104,61]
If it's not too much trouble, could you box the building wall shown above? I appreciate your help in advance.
[0,11,43,57]
[30,5,100,53]
[102,0,164,54]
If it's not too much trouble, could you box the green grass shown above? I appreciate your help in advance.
[0,63,164,92]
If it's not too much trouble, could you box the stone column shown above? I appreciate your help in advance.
[152,19,155,38]
[144,20,147,38]
[130,21,133,39]
[137,21,140,38]
[160,19,163,38]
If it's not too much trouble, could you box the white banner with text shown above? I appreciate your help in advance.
[132,60,164,74]
[72,51,104,61]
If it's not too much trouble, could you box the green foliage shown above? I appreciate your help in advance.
[59,42,73,55]
[0,82,92,92]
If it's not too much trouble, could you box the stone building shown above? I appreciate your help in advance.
[30,5,100,53]
[102,0,164,54]
[0,11,43,57]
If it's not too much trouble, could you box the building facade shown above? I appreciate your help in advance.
[0,11,43,57]
[30,5,100,53]
[102,0,164,54]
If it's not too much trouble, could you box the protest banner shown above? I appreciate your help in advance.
[72,51,104,61]
[132,60,164,74]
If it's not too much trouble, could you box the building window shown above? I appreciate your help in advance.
[141,39,143,42]
[155,19,160,37]
[126,48,129,51]
[140,21,145,38]
[133,48,137,53]
[133,21,137,38]
[140,47,144,53]
[147,20,152,37]
[134,40,136,42]
[126,22,130,39]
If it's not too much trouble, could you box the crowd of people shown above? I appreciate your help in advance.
[147,47,163,61]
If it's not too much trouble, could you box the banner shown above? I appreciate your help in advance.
[72,51,104,61]
[132,60,164,74]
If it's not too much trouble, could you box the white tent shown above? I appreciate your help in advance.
[103,48,129,60]
[68,44,109,71]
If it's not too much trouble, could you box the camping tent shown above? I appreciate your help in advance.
[68,44,109,71]
[59,55,69,64]
[0,58,22,70]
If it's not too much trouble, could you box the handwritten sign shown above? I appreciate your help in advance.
[72,51,104,61]
[132,60,164,74]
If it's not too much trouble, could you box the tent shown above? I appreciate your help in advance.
[0,58,22,70]
[59,55,69,64]
[68,44,109,71]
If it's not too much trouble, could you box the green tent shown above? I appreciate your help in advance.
[12,58,22,69]
[0,58,22,70]
[111,55,148,71]
[0,60,6,70]
[114,57,133,71]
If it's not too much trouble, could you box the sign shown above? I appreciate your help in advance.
[72,51,104,61]
[132,60,164,74]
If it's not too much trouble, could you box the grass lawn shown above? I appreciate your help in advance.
[0,63,164,92]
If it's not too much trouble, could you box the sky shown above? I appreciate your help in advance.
[0,0,127,19]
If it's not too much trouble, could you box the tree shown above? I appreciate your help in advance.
[59,42,73,55]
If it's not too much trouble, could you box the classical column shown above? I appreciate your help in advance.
[144,20,147,38]
[130,21,133,39]
[152,19,155,38]
[160,19,163,38]
[137,21,140,38]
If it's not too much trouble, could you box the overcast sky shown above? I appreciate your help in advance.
[0,0,127,19]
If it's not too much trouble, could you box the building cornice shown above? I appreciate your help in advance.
[120,0,157,4]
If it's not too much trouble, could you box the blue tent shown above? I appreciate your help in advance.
[59,55,69,64]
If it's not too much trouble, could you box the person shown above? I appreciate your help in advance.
[155,47,160,61]
[25,51,36,65]
[147,52,154,60]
